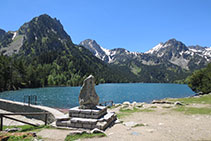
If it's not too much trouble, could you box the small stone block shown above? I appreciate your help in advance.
[69,107,81,113]
[56,121,68,127]
[81,109,92,114]
[104,112,115,121]
[92,115,99,119]
[75,123,83,128]
[83,124,92,129]
[72,113,79,117]
[78,114,86,118]
[96,121,107,130]
[85,114,93,118]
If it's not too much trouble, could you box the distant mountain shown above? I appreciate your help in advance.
[0,14,135,91]
[145,39,211,70]
[80,38,211,83]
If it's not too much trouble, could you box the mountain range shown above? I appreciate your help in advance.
[0,14,210,91]
[80,39,211,82]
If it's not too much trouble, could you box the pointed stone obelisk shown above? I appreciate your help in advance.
[79,75,99,109]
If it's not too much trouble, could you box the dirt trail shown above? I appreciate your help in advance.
[84,104,211,141]
[1,101,211,141]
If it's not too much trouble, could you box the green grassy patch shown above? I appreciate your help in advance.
[150,106,157,108]
[131,65,141,75]
[108,104,121,109]
[174,106,211,115]
[132,123,145,128]
[3,125,49,132]
[162,106,172,108]
[7,135,34,141]
[117,107,154,119]
[169,94,211,104]
[65,133,106,141]
[0,133,42,141]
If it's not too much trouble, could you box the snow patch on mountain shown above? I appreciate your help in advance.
[145,43,164,54]
[12,32,17,40]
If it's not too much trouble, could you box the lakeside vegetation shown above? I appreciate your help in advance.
[186,63,211,94]
[65,133,106,141]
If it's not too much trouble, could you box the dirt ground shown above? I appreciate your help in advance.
[84,104,211,141]
[1,100,211,141]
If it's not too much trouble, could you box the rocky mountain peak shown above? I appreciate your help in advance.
[0,29,6,36]
[18,14,71,43]
[0,29,6,42]
[80,39,110,62]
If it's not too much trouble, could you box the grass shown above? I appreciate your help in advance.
[2,125,49,132]
[0,132,42,141]
[162,106,172,108]
[169,94,211,104]
[117,107,154,119]
[150,106,157,108]
[0,125,52,141]
[174,106,211,115]
[65,132,106,141]
[7,135,35,141]
[108,104,121,109]
[132,123,145,128]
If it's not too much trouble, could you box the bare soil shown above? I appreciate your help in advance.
[85,103,211,141]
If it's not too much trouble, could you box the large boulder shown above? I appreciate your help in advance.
[79,75,99,109]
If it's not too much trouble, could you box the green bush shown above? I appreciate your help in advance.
[186,63,211,94]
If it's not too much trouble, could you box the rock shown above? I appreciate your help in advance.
[174,101,183,106]
[136,103,144,108]
[91,128,104,134]
[123,121,137,127]
[114,103,121,107]
[79,75,99,109]
[123,101,130,105]
[152,100,173,104]
[131,101,137,107]
[69,130,87,135]
[114,119,122,124]
[5,127,21,132]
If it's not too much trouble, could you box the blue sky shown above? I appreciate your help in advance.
[0,0,210,52]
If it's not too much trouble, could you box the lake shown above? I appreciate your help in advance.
[0,83,195,109]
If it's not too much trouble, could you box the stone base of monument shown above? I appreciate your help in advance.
[56,106,116,130]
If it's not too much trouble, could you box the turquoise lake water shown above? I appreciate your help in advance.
[0,83,195,109]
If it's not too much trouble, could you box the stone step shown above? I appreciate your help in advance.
[56,111,117,130]
[69,106,107,119]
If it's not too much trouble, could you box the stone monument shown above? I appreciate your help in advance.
[79,75,99,109]
[56,75,116,130]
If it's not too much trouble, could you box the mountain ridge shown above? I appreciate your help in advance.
[80,38,211,83]
[0,14,137,92]
[80,38,211,69]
